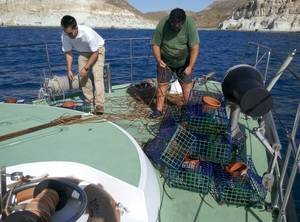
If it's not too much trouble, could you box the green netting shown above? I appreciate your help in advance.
[189,132,246,164]
[187,115,228,136]
[169,105,186,123]
[164,161,214,194]
[189,134,232,164]
[211,158,267,207]
[160,126,196,169]
[231,132,247,163]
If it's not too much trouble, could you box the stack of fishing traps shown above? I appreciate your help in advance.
[146,89,266,207]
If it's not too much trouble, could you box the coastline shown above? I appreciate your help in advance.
[0,24,155,30]
[1,25,299,33]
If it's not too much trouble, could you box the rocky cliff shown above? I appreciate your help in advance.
[0,0,155,28]
[220,0,300,31]
[194,0,248,28]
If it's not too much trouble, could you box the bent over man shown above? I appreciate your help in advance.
[61,15,105,114]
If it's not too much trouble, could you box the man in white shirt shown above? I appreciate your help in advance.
[61,15,105,114]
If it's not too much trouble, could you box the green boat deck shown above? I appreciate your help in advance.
[0,104,141,187]
[1,80,273,221]
[104,81,272,222]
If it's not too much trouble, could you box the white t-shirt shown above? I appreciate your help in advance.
[61,25,105,53]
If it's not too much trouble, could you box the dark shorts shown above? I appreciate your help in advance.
[157,65,193,84]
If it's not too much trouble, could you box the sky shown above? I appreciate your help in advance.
[128,0,214,13]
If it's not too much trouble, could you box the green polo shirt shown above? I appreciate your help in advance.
[151,16,200,68]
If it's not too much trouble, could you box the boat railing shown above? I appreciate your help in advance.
[275,101,300,222]
[0,37,156,98]
[247,42,271,84]
[247,44,299,221]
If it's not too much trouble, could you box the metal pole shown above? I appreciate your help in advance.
[264,51,271,84]
[130,39,133,83]
[280,102,300,187]
[0,167,6,216]
[277,143,300,222]
[255,51,268,67]
[263,112,282,156]
[45,42,53,77]
[106,63,112,94]
[255,45,260,66]
[267,49,296,91]
[274,102,300,209]
[254,128,276,155]
[230,104,241,137]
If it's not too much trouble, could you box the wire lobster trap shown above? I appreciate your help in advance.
[164,161,214,194]
[160,126,196,169]
[144,114,178,165]
[167,89,246,165]
[211,157,267,207]
[189,130,246,165]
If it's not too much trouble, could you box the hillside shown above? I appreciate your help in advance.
[194,0,248,28]
[220,0,300,31]
[143,0,249,29]
[0,0,155,28]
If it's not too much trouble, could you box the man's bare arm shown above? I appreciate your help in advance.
[84,51,98,70]
[189,44,199,69]
[185,44,199,75]
[152,44,166,68]
[79,51,99,77]
[65,51,74,80]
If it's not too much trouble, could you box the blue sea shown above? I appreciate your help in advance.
[0,27,299,218]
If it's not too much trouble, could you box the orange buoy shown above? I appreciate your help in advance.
[4,98,17,103]
[202,96,221,109]
[225,162,248,177]
[62,101,76,109]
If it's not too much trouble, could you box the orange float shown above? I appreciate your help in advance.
[202,96,221,109]
[225,162,248,177]
[62,101,76,109]
[4,98,17,103]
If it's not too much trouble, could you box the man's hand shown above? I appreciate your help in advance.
[184,66,193,76]
[159,60,167,68]
[79,67,88,78]
[67,70,74,81]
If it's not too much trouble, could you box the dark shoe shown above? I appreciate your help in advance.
[94,105,104,115]
[150,109,162,118]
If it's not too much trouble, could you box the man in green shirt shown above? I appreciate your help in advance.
[151,8,200,118]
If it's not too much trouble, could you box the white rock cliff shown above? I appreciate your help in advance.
[220,0,300,31]
[0,0,155,28]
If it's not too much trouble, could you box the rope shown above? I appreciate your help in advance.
[24,188,59,222]
[0,115,83,142]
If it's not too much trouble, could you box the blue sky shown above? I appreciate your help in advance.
[128,0,214,13]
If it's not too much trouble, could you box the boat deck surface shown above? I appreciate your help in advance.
[0,80,273,221]
[0,103,141,187]
[104,81,272,222]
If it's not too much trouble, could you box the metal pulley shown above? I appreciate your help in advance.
[222,64,273,117]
